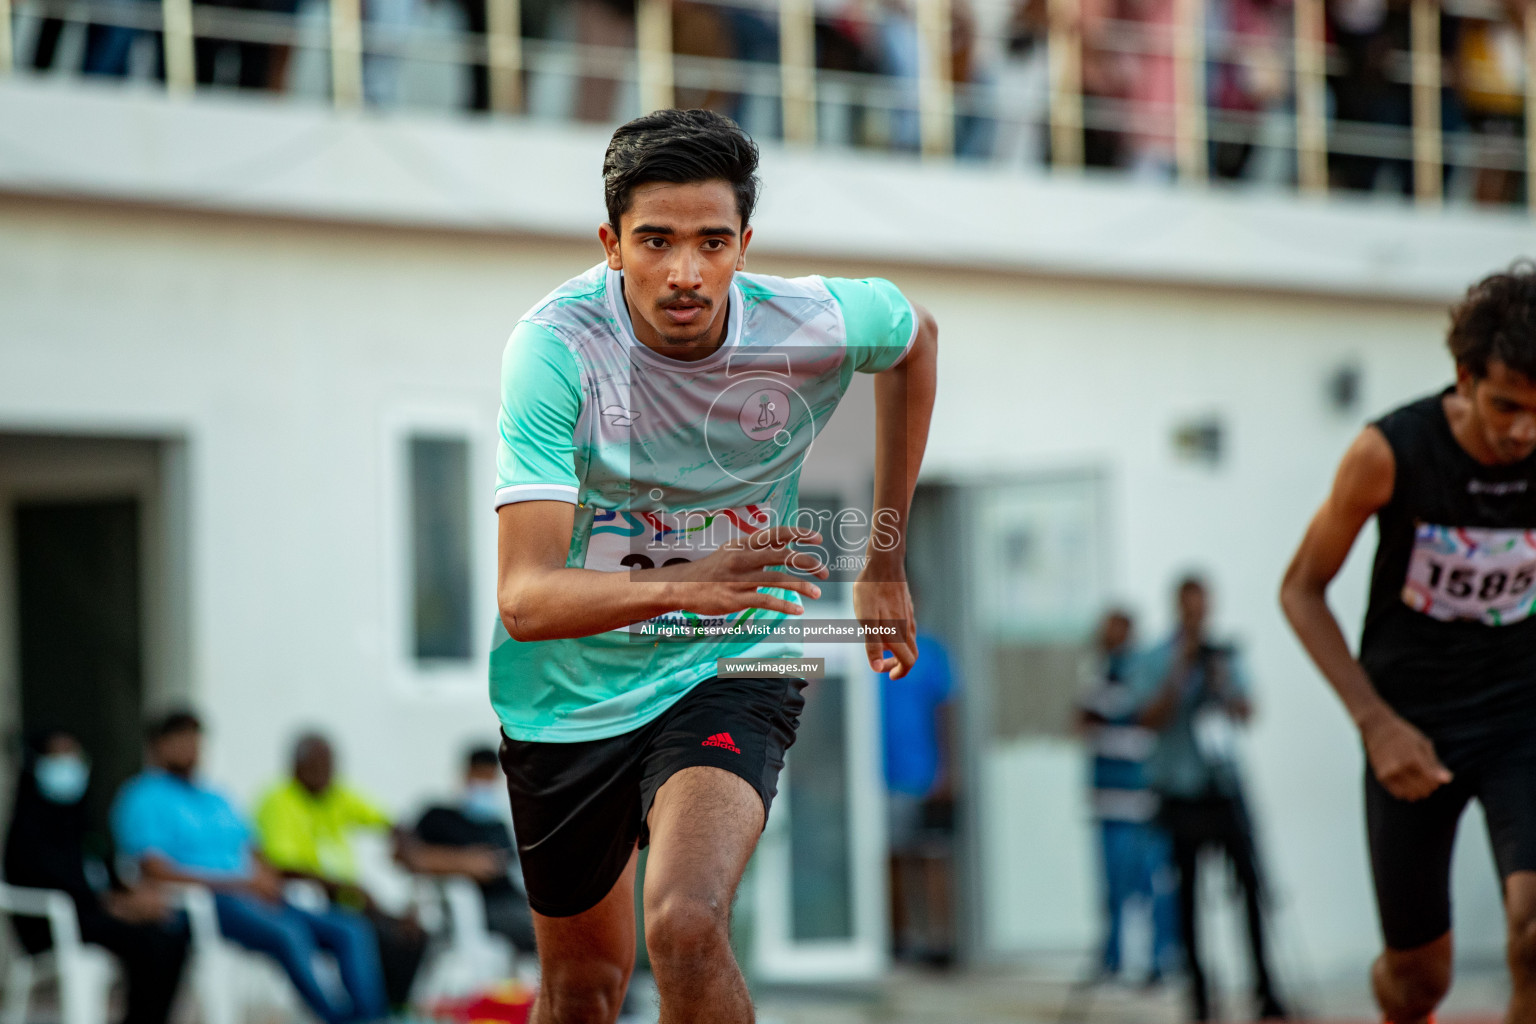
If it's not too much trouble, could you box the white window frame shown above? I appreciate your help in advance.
[382,406,499,696]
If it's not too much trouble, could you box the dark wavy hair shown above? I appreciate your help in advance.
[1448,262,1536,380]
[602,109,760,232]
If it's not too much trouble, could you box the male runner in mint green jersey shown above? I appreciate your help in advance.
[493,109,938,1024]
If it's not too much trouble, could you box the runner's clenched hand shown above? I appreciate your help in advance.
[1361,708,1453,801]
[853,568,916,678]
[658,526,828,617]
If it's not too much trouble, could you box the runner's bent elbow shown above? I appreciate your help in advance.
[500,572,551,643]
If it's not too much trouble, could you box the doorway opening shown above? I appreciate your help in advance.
[0,433,188,840]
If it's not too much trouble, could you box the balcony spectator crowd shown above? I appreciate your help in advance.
[1001,0,1527,202]
[9,0,1531,205]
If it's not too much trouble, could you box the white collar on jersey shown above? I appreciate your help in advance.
[605,267,745,373]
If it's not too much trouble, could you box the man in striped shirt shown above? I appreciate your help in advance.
[1077,609,1178,985]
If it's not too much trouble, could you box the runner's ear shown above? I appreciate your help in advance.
[736,225,753,270]
[599,223,623,270]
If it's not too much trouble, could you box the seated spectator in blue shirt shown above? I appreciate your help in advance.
[112,710,388,1024]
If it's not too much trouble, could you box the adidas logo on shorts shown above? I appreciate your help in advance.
[702,732,741,754]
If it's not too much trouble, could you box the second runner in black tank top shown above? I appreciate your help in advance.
[1361,388,1536,743]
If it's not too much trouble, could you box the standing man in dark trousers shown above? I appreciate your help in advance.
[1133,576,1286,1022]
[1282,263,1536,1024]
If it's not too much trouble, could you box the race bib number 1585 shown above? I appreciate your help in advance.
[1402,523,1536,625]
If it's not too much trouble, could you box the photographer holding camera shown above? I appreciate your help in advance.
[1132,574,1287,1023]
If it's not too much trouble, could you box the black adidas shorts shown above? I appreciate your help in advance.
[1366,725,1536,950]
[499,674,807,918]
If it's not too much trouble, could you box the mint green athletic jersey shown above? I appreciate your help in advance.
[491,263,915,743]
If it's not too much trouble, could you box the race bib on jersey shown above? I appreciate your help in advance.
[583,506,793,635]
[1402,523,1536,625]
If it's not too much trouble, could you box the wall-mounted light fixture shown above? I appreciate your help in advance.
[1173,417,1223,466]
[1327,363,1362,416]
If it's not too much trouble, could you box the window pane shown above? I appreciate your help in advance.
[788,674,854,940]
[410,436,472,661]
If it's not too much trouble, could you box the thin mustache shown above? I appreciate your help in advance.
[658,293,711,309]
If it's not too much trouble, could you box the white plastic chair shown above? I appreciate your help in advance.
[165,884,238,1024]
[409,876,515,1001]
[278,880,329,914]
[0,882,116,1024]
[169,884,305,1024]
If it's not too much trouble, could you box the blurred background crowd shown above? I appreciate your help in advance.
[0,572,1290,1024]
[3,713,535,1024]
[9,0,1531,205]
[2,0,1533,1008]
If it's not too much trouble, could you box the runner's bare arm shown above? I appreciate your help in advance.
[498,502,828,642]
[854,301,938,679]
[1279,426,1453,801]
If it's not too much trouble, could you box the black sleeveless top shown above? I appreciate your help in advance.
[1360,390,1536,742]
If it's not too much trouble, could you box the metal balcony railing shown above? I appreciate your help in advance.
[1,0,1531,212]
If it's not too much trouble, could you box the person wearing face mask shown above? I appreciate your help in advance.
[3,731,190,1024]
[408,747,533,954]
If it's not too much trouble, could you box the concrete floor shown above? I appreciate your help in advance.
[737,963,1513,1024]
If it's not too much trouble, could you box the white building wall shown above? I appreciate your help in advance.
[2,79,1529,990]
[2,199,596,816]
[906,270,1488,975]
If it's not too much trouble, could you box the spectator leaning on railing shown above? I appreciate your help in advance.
[1207,0,1289,181]
[191,0,271,89]
[253,732,427,1010]
[1452,0,1526,205]
[444,0,553,113]
[574,0,637,122]
[1326,0,1455,196]
[78,0,164,79]
[1003,0,1135,169]
[112,710,389,1024]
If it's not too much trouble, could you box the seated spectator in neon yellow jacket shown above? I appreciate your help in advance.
[254,733,424,1009]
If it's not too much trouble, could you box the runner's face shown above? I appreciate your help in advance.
[599,180,751,358]
[1463,360,1536,464]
